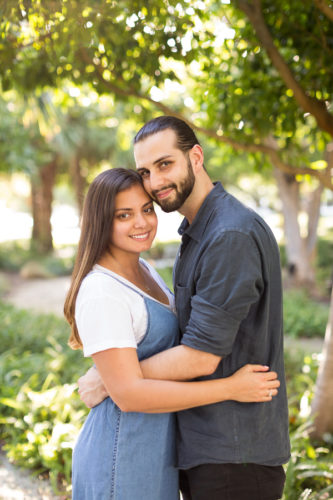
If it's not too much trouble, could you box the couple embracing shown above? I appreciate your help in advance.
[64,116,290,500]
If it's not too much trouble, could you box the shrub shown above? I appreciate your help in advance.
[0,301,91,496]
[283,290,329,338]
[0,240,75,276]
[1,300,333,498]
[283,350,333,499]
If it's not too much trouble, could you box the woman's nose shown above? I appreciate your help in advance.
[133,212,147,227]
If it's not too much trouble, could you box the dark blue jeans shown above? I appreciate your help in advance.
[179,463,286,500]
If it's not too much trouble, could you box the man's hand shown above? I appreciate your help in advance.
[78,366,108,408]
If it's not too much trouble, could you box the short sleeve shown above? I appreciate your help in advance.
[181,231,264,356]
[76,295,137,357]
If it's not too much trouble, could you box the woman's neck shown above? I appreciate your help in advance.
[98,250,169,305]
[98,251,141,279]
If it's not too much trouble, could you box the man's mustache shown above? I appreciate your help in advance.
[151,184,177,198]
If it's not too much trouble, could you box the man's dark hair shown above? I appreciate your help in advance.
[134,116,201,153]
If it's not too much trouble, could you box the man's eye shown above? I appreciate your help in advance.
[160,162,170,168]
[140,170,150,178]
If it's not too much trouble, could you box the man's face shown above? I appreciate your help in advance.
[134,129,195,213]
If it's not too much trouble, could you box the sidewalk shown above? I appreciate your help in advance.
[4,273,71,317]
[0,450,64,500]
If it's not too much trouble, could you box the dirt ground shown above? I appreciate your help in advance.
[0,273,325,499]
[4,273,71,317]
[0,449,64,500]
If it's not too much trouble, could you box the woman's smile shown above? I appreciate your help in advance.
[130,232,151,241]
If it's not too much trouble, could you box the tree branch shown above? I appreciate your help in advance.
[314,0,333,23]
[235,0,333,137]
[78,48,333,191]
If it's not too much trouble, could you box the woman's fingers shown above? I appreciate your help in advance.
[244,365,279,381]
[246,364,270,372]
[267,379,280,388]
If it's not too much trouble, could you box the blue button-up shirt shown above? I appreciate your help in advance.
[174,182,290,468]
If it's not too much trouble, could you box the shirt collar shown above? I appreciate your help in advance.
[178,182,226,242]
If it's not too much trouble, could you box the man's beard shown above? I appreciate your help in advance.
[152,158,195,213]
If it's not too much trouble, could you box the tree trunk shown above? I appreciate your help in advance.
[31,159,57,254]
[273,167,322,288]
[305,184,324,260]
[311,287,333,438]
[70,155,86,215]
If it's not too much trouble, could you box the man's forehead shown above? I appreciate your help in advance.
[134,129,178,166]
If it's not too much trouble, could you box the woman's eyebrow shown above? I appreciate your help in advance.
[115,201,152,212]
[114,207,133,212]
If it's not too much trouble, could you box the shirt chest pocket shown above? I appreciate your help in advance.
[175,284,192,334]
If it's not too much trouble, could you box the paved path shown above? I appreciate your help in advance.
[5,274,71,317]
[0,450,64,500]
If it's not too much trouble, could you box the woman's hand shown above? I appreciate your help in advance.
[227,364,280,403]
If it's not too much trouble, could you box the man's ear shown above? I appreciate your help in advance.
[189,144,204,173]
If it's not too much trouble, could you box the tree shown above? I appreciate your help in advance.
[230,0,333,441]
[1,0,333,435]
[1,0,331,283]
[0,90,129,252]
[0,94,56,252]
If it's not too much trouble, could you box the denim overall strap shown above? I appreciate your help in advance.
[87,269,147,298]
[72,270,180,500]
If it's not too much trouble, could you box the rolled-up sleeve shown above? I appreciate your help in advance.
[181,231,263,356]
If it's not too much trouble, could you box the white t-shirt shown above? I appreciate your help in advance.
[75,260,174,357]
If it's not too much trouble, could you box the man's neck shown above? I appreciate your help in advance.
[179,174,214,224]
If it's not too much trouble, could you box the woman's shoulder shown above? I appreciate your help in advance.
[78,267,134,302]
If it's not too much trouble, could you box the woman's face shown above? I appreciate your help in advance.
[109,184,158,256]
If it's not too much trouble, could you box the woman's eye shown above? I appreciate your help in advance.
[118,213,130,219]
[144,206,155,214]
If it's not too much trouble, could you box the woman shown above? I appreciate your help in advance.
[64,168,279,500]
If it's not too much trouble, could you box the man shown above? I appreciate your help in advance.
[78,116,290,499]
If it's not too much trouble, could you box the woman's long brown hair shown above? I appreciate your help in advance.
[64,168,144,349]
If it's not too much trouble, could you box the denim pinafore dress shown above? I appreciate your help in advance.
[72,272,180,500]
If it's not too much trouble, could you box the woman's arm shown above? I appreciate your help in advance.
[92,347,279,413]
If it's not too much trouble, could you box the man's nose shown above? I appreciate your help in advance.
[149,170,164,191]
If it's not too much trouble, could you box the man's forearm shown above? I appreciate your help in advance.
[140,344,221,380]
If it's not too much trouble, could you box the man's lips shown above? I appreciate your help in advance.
[155,188,174,200]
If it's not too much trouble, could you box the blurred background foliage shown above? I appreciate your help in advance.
[0,0,333,498]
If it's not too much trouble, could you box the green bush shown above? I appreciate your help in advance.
[316,236,333,273]
[155,266,173,291]
[316,237,333,295]
[283,290,329,338]
[0,301,91,496]
[0,240,75,275]
[283,350,333,499]
[1,300,333,498]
